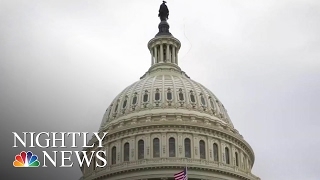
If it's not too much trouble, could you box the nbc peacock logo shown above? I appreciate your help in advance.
[13,151,40,167]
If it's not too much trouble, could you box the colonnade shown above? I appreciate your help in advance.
[150,43,178,65]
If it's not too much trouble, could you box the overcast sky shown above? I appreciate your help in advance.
[1,0,320,180]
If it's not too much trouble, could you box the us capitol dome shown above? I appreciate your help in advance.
[81,3,260,180]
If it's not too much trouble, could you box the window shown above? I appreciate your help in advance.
[225,147,230,164]
[122,99,127,108]
[138,140,144,159]
[179,92,184,101]
[169,137,176,157]
[184,138,191,158]
[143,94,148,102]
[201,96,206,105]
[235,152,239,166]
[213,143,219,161]
[199,140,206,159]
[132,96,137,105]
[153,138,160,158]
[124,143,129,161]
[155,89,160,101]
[167,92,172,100]
[111,146,116,165]
[190,94,195,103]
[155,92,160,101]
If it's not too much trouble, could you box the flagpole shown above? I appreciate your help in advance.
[186,158,188,180]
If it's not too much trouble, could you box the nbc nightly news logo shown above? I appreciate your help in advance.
[12,132,108,168]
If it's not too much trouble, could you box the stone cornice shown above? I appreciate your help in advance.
[83,158,260,180]
[147,36,181,50]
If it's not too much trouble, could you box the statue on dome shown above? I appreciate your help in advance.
[158,1,169,21]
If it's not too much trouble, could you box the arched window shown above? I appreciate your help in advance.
[200,96,206,106]
[179,92,184,101]
[122,99,127,108]
[190,94,196,103]
[143,94,148,102]
[111,146,116,165]
[225,147,230,164]
[213,143,219,161]
[138,140,144,159]
[153,138,160,158]
[167,92,172,100]
[132,96,137,105]
[155,92,160,101]
[124,143,129,161]
[199,140,206,159]
[184,138,191,158]
[235,152,239,166]
[169,137,176,157]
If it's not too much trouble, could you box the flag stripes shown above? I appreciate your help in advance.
[174,168,187,180]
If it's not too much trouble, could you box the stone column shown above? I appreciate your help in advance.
[131,138,135,160]
[221,143,225,163]
[117,141,121,163]
[166,44,170,62]
[175,49,178,65]
[178,133,182,157]
[160,44,163,62]
[172,46,176,64]
[151,49,154,66]
[146,133,151,159]
[194,136,198,159]
[231,145,235,166]
[154,46,158,64]
[161,133,166,157]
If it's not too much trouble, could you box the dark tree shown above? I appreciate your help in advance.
[158,1,169,21]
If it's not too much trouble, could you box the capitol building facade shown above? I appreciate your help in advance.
[80,6,260,180]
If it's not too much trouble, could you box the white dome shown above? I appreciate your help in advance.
[81,16,259,180]
[100,63,234,131]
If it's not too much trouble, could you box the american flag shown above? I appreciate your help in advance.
[174,168,188,180]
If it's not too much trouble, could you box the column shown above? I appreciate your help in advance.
[132,138,135,160]
[151,49,154,66]
[194,136,198,159]
[172,46,176,64]
[231,144,235,166]
[106,145,110,167]
[175,49,178,65]
[154,46,158,63]
[147,133,151,159]
[166,44,170,62]
[178,133,182,157]
[160,44,163,62]
[118,140,121,163]
[161,133,166,157]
